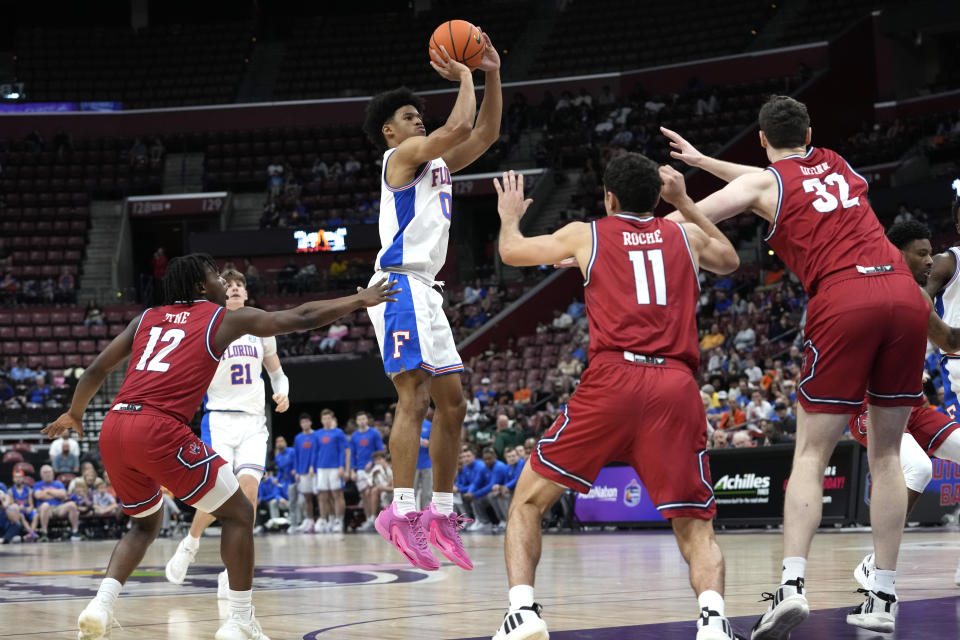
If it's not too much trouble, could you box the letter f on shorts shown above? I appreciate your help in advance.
[392,330,411,359]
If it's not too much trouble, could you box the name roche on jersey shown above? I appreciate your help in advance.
[622,229,662,246]
[222,344,259,360]
[800,161,830,176]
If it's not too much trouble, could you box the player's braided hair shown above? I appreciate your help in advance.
[886,220,930,249]
[161,253,218,305]
[362,87,425,150]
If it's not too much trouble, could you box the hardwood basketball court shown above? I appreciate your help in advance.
[1,527,958,639]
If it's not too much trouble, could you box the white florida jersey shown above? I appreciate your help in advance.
[936,246,960,354]
[374,148,453,282]
[205,334,277,415]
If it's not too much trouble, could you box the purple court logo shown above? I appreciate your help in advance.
[0,562,436,603]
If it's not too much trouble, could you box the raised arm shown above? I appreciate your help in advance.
[665,170,778,225]
[441,32,503,173]
[262,338,289,413]
[42,317,138,439]
[661,127,765,182]
[659,166,740,275]
[389,49,475,175]
[214,278,400,352]
[920,287,960,353]
[495,171,593,270]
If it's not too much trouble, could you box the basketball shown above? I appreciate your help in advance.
[429,19,484,71]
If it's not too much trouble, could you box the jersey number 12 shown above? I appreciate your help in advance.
[628,249,667,306]
[135,327,186,372]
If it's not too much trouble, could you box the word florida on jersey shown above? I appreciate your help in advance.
[221,341,260,360]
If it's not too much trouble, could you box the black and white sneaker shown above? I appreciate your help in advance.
[492,603,549,640]
[846,588,897,633]
[697,607,744,640]
[853,553,874,591]
[750,578,809,640]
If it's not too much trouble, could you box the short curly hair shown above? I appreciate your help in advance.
[886,220,930,250]
[362,87,425,150]
[758,95,810,149]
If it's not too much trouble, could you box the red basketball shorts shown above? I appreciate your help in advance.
[799,272,927,414]
[99,406,238,517]
[530,351,715,520]
[849,401,959,454]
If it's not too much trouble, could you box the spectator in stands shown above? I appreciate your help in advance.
[69,479,93,517]
[368,451,393,509]
[0,271,18,302]
[9,469,39,539]
[493,414,524,461]
[551,308,573,330]
[464,390,481,433]
[48,433,80,462]
[489,446,524,531]
[557,349,583,378]
[731,430,754,449]
[52,440,80,474]
[149,137,165,168]
[152,247,168,287]
[129,138,148,168]
[0,487,23,544]
[0,375,15,408]
[717,391,746,430]
[513,383,532,406]
[34,465,81,541]
[463,446,510,533]
[743,357,763,385]
[25,375,55,408]
[343,154,362,177]
[710,429,729,449]
[319,321,348,353]
[733,319,757,351]
[475,378,496,407]
[745,390,773,423]
[771,401,797,434]
[700,323,724,350]
[57,271,75,299]
[695,91,719,116]
[258,470,289,531]
[82,300,104,327]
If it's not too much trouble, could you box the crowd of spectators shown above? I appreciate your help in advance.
[0,268,77,306]
[1,436,128,544]
[0,357,72,410]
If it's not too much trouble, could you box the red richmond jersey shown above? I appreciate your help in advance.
[584,214,700,371]
[765,147,907,295]
[113,300,226,424]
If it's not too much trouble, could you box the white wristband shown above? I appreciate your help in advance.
[268,368,289,396]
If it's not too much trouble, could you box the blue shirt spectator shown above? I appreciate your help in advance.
[34,479,66,507]
[315,427,347,470]
[417,420,432,470]
[566,300,586,319]
[469,456,511,499]
[504,457,525,491]
[350,414,384,471]
[456,456,485,494]
[293,426,317,475]
[475,380,496,406]
[273,437,295,486]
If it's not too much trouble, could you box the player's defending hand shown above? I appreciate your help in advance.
[475,30,500,71]
[429,45,471,81]
[661,126,704,167]
[658,165,690,207]
[42,412,83,439]
[272,393,290,413]
[355,278,401,307]
[494,170,533,223]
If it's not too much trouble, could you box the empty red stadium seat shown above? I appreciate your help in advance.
[67,310,85,324]
[77,340,96,353]
[71,325,90,338]
[57,340,77,353]
[30,311,50,325]
[89,324,108,337]
[52,325,71,338]
[45,354,64,369]
[21,341,39,354]
[2,451,23,464]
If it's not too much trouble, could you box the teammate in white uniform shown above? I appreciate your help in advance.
[360,35,501,569]
[165,269,290,594]
[924,200,960,584]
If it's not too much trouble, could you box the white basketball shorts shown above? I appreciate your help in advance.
[201,411,268,482]
[367,271,464,378]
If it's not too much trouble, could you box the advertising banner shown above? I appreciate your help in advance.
[856,451,960,525]
[573,464,666,525]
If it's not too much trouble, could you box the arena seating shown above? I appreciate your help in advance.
[14,22,254,109]
[273,3,534,100]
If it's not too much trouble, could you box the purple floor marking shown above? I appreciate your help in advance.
[459,595,960,639]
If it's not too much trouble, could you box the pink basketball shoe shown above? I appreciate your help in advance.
[375,504,440,571]
[421,504,474,570]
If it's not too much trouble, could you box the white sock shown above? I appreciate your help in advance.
[432,492,454,515]
[95,578,122,608]
[509,584,535,611]
[393,488,416,515]
[781,557,807,584]
[873,569,896,595]
[227,588,253,623]
[183,533,200,551]
[697,589,725,616]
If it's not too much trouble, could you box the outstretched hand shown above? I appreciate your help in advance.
[430,45,471,81]
[272,393,290,413]
[42,412,83,440]
[356,278,402,308]
[493,170,533,224]
[661,126,703,167]
[475,30,500,72]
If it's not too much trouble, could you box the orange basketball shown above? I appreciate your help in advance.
[429,19,484,72]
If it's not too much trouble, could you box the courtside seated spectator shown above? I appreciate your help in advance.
[92,479,120,519]
[731,431,755,448]
[258,469,290,531]
[488,447,524,531]
[70,480,93,517]
[34,465,81,541]
[462,447,510,533]
[53,440,80,474]
[368,451,393,509]
[0,486,23,544]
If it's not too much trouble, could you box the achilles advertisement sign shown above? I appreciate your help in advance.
[709,441,860,526]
